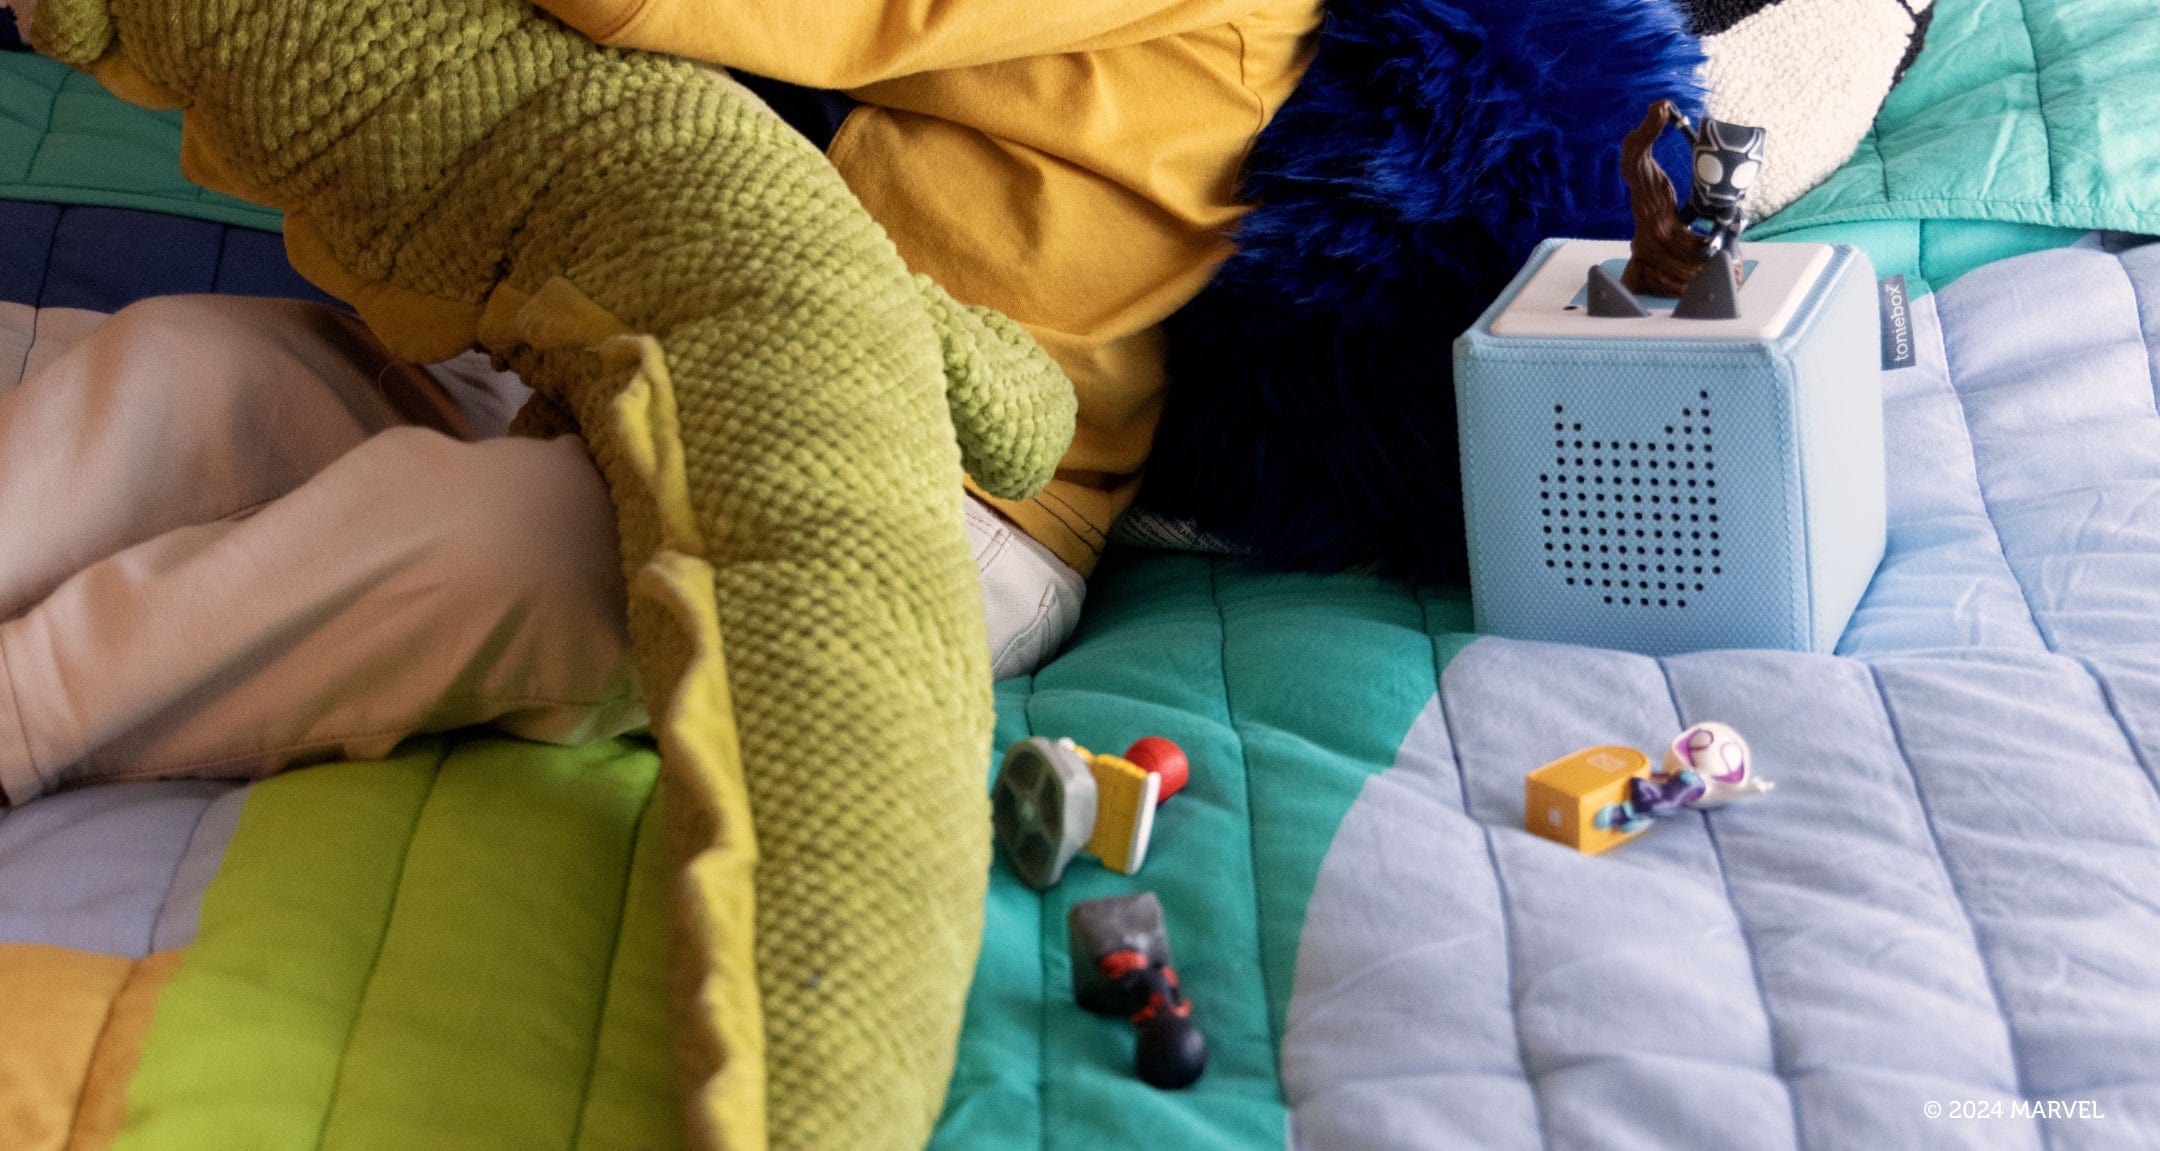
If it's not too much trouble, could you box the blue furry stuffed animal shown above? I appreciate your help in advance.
[1148,0,1928,583]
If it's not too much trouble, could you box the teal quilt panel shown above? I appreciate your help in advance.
[1756,0,2160,291]
[0,51,281,230]
[933,552,1475,1150]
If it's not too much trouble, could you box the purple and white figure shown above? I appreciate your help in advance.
[1593,769,1706,834]
[1594,721,1773,834]
[1664,721,1773,809]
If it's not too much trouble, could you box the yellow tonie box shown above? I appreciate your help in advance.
[1524,745,1653,854]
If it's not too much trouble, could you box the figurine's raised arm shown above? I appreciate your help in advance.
[1618,98,1765,319]
[1620,99,1709,297]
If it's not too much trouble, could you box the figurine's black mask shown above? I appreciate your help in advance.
[1687,118,1767,214]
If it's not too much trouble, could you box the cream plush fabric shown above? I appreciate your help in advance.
[1686,0,1935,219]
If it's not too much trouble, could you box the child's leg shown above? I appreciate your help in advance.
[0,425,643,803]
[0,292,1068,804]
[965,495,1085,679]
[0,295,475,620]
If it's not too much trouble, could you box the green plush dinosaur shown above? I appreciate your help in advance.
[24,1,1076,1148]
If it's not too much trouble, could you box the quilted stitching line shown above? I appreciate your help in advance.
[2119,250,2160,412]
[565,771,662,1148]
[1210,558,1284,1066]
[1656,662,1805,1147]
[22,71,58,197]
[1019,679,1053,1151]
[1864,664,2047,1149]
[62,954,139,1146]
[146,787,247,953]
[311,740,451,1151]
[0,68,279,226]
[0,185,279,230]
[1836,2,2060,223]
[1876,128,1892,208]
[1423,605,1549,1151]
[143,793,222,960]
[26,218,56,308]
[1475,814,1549,1145]
[2012,0,2059,207]
[1755,198,2160,238]
[207,222,231,294]
[1931,291,2056,650]
[1036,863,1057,1149]
[2070,655,2160,807]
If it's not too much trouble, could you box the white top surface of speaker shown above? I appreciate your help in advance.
[1490,239,1833,341]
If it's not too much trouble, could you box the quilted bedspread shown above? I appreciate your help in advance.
[12,227,2159,1141]
[0,740,677,1151]
[933,238,2160,1151]
[8,242,2156,1149]
[1282,239,2160,1150]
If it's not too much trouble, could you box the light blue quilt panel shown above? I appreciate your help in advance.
[1281,240,2160,1150]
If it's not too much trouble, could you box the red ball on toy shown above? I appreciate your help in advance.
[1123,737,1190,801]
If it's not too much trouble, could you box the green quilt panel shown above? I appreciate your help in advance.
[0,52,281,229]
[117,737,677,1151]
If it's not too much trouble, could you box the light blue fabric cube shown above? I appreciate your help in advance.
[1453,239,1885,654]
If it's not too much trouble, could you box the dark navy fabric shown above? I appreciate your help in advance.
[0,7,24,51]
[732,71,857,153]
[40,207,227,310]
[1,201,335,311]
[0,200,61,304]
[212,224,339,304]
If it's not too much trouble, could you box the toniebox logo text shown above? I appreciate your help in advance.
[1879,274,1914,369]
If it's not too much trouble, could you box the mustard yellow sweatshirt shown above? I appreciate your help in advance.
[533,0,1324,573]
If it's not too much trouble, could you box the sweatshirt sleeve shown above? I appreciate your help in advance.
[533,0,1272,88]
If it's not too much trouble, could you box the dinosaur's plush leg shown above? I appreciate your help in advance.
[23,1,1075,1148]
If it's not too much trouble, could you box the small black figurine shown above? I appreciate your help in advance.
[1068,893,1208,1089]
[1614,99,1767,319]
[1679,114,1767,262]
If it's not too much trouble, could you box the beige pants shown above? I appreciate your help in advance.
[0,296,646,803]
[0,295,1082,804]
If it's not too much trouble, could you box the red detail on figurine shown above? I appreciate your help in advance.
[1098,949,1151,981]
[1123,737,1190,801]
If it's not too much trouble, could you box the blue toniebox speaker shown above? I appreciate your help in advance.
[1453,239,1885,655]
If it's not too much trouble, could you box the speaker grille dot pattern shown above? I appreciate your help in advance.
[1540,392,1721,610]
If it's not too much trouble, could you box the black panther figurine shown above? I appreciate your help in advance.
[1603,100,1768,321]
[1068,893,1208,1089]
[1678,113,1768,261]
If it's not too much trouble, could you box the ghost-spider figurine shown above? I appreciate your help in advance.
[1593,722,1774,834]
